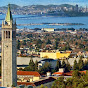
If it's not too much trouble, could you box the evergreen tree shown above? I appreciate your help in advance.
[54,41,58,49]
[73,60,78,70]
[46,39,51,44]
[35,60,38,71]
[55,59,61,71]
[84,60,88,70]
[40,84,44,88]
[65,62,71,72]
[39,62,51,74]
[72,70,81,78]
[29,57,35,71]
[52,76,65,88]
[78,58,84,71]
[61,60,66,68]
[17,40,21,49]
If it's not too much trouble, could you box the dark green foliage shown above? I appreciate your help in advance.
[84,60,88,70]
[35,60,38,71]
[52,70,88,88]
[55,59,61,71]
[24,57,38,71]
[54,41,58,49]
[36,39,43,48]
[65,63,71,72]
[46,39,51,44]
[28,58,35,71]
[73,58,86,71]
[51,76,65,88]
[79,44,85,49]
[72,70,81,78]
[27,34,33,38]
[66,78,73,88]
[23,40,26,45]
[61,60,66,68]
[39,62,52,74]
[73,60,78,70]
[60,46,72,51]
[78,58,84,71]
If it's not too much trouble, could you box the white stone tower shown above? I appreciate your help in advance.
[1,4,17,87]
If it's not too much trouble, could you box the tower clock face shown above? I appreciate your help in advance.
[4,44,8,48]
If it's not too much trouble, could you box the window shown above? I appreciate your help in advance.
[6,31,10,38]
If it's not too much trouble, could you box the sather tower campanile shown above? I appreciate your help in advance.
[1,4,17,87]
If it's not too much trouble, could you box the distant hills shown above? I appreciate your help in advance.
[0,4,88,17]
[0,4,20,9]
[0,4,75,9]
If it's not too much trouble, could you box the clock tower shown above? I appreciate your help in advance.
[1,4,17,87]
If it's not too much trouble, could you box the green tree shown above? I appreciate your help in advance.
[72,70,81,78]
[66,78,73,88]
[52,76,65,88]
[24,57,35,71]
[55,59,61,71]
[40,84,44,88]
[65,62,71,72]
[46,39,51,44]
[78,58,84,71]
[54,41,58,49]
[77,83,84,88]
[73,60,78,70]
[27,34,32,38]
[39,62,51,74]
[35,60,38,71]
[36,39,43,48]
[23,40,26,45]
[29,57,35,71]
[61,60,66,68]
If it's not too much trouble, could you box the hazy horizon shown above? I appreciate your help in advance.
[0,0,87,7]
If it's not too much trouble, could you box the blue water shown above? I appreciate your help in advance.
[0,14,88,29]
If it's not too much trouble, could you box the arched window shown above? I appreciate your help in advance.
[6,31,10,38]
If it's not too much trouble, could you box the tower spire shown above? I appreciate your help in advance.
[5,4,13,22]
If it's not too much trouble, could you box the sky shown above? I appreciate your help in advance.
[0,0,87,7]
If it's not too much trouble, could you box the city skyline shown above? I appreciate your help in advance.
[0,0,88,7]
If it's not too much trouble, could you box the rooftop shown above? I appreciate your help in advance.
[17,77,55,86]
[17,71,41,77]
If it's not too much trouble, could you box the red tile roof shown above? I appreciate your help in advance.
[79,71,86,74]
[17,82,36,86]
[53,72,64,76]
[64,71,73,76]
[17,71,40,77]
[53,71,86,76]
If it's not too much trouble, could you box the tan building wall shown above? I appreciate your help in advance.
[40,52,56,59]
[17,75,40,82]
[40,52,70,59]
[41,28,55,32]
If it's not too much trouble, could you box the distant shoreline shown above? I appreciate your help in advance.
[17,23,84,26]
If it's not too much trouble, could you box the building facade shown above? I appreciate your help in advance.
[1,4,17,87]
[17,71,40,82]
[40,51,71,59]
